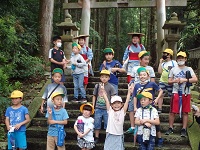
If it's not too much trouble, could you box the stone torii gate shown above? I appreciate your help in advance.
[63,0,187,63]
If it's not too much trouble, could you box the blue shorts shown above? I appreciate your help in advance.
[159,82,173,96]
[128,97,134,112]
[7,131,27,150]
[94,108,108,129]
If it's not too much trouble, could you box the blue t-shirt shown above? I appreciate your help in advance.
[5,105,29,132]
[133,82,160,108]
[99,60,122,85]
[46,108,69,136]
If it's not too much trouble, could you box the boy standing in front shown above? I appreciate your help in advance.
[46,92,69,150]
[135,92,160,150]
[92,70,116,144]
[100,48,125,95]
[49,36,70,84]
[122,33,145,83]
[71,42,87,103]
[166,51,197,137]
[5,90,30,150]
[73,35,94,90]
[158,48,177,113]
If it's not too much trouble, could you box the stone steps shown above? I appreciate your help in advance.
[27,138,191,150]
[26,127,189,144]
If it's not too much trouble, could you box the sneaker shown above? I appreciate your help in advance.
[180,128,187,137]
[94,137,99,144]
[157,109,162,114]
[71,98,79,103]
[157,138,163,147]
[80,98,87,103]
[124,127,135,134]
[165,127,174,135]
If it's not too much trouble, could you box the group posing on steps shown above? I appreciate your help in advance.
[4,33,199,150]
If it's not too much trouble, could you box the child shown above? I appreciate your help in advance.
[73,35,94,90]
[100,48,125,94]
[40,68,68,114]
[125,51,155,134]
[92,69,116,143]
[71,42,87,103]
[133,67,163,147]
[103,85,131,150]
[135,92,160,150]
[5,90,30,150]
[74,103,95,150]
[158,48,177,113]
[122,32,145,83]
[166,51,197,137]
[49,36,70,84]
[46,92,69,150]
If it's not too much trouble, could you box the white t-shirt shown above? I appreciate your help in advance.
[74,116,94,142]
[134,107,159,136]
[131,66,155,84]
[106,107,125,135]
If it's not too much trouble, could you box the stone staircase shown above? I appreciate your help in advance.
[26,72,192,150]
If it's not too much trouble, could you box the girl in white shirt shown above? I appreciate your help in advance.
[102,84,131,150]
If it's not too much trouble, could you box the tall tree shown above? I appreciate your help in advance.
[38,0,54,63]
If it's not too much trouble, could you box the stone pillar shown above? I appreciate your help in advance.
[80,0,91,46]
[156,0,166,65]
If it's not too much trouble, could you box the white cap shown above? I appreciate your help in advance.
[111,96,123,104]
[192,105,199,112]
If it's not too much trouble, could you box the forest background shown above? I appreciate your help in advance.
[0,0,199,139]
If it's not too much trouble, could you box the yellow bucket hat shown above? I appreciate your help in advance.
[80,103,94,115]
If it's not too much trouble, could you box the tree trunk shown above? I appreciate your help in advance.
[80,0,91,46]
[116,8,120,60]
[39,0,54,63]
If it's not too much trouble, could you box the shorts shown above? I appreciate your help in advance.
[84,76,88,85]
[137,135,155,150]
[94,108,108,129]
[170,93,191,113]
[127,61,139,75]
[7,131,27,150]
[77,138,95,149]
[47,136,65,150]
[128,97,134,112]
[159,82,173,96]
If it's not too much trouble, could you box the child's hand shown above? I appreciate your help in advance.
[179,78,187,84]
[47,106,52,114]
[144,122,152,128]
[159,58,164,64]
[173,78,180,83]
[78,132,85,138]
[140,119,147,125]
[111,68,118,73]
[100,83,105,90]
[153,98,159,105]
[127,84,133,94]
[134,107,137,113]
[14,123,22,130]
[48,119,56,125]
[66,59,70,64]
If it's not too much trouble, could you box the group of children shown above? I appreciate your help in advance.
[4,33,199,150]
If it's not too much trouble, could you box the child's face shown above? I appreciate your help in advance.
[82,110,91,118]
[177,56,186,66]
[52,95,63,107]
[52,73,62,84]
[140,56,149,66]
[105,53,114,62]
[111,101,123,111]
[11,98,22,105]
[78,38,85,46]
[72,46,80,54]
[139,71,149,82]
[140,97,151,107]
[132,36,140,44]
[100,74,110,83]
[53,39,62,48]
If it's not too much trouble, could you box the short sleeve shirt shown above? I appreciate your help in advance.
[131,66,155,84]
[134,107,159,136]
[5,106,29,131]
[42,83,68,108]
[160,60,177,83]
[169,66,195,94]
[49,48,66,71]
[74,116,94,142]
[106,107,125,135]
[46,108,69,136]
[93,83,116,109]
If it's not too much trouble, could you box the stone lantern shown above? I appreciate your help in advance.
[162,12,186,58]
[56,14,79,60]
